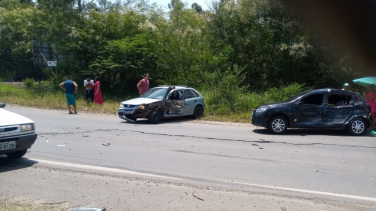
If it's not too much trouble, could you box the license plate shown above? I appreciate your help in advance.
[123,110,134,114]
[0,141,16,151]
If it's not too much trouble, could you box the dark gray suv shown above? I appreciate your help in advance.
[252,89,373,135]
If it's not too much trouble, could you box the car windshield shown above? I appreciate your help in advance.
[141,88,168,100]
[282,90,311,102]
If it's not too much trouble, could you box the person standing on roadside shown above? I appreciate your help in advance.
[342,83,351,91]
[364,85,376,131]
[84,78,94,103]
[137,74,149,95]
[59,76,78,114]
[94,76,103,105]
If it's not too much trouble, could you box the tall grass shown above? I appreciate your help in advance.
[0,83,306,122]
[0,84,120,114]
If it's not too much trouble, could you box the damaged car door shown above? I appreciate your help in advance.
[165,90,185,115]
[323,93,354,126]
[293,93,325,127]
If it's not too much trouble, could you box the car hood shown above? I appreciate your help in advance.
[121,98,161,105]
[0,109,34,126]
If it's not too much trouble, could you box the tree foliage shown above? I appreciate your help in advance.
[0,0,368,92]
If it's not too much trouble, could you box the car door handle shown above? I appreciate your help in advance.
[194,100,197,102]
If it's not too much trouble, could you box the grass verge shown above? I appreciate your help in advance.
[0,198,65,211]
[0,83,306,123]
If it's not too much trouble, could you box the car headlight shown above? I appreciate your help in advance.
[139,105,145,110]
[256,107,268,113]
[119,103,124,108]
[21,124,34,132]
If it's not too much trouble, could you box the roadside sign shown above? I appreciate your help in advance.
[47,61,57,66]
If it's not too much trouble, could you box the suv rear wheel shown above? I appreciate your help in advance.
[347,118,367,136]
[268,116,288,134]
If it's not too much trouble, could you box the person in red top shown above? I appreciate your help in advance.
[364,85,376,130]
[137,74,150,95]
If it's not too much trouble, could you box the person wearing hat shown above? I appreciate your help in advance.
[137,74,150,95]
[342,83,350,91]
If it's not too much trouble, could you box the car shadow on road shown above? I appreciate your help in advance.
[253,128,375,137]
[121,116,198,125]
[0,155,38,174]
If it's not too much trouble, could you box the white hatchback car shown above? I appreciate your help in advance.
[0,102,37,158]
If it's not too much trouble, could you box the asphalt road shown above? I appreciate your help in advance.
[1,106,375,210]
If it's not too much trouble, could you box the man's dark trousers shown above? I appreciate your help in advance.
[85,89,94,103]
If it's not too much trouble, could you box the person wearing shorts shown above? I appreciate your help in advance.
[59,76,78,114]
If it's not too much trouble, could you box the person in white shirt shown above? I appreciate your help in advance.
[84,78,94,103]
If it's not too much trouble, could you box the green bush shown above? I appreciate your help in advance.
[22,78,35,88]
[202,83,307,121]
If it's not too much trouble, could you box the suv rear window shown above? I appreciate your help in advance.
[328,94,353,106]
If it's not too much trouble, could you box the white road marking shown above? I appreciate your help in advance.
[33,158,180,180]
[226,181,376,202]
[33,158,376,202]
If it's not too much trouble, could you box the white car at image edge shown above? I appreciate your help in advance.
[0,102,37,158]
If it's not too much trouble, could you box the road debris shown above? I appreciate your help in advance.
[192,192,204,201]
[102,143,111,146]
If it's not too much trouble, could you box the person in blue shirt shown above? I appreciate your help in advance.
[59,76,78,114]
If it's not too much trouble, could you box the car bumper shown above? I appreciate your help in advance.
[251,111,268,127]
[118,108,149,119]
[0,133,37,155]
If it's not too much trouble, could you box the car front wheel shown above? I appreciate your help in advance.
[6,149,27,159]
[347,118,367,136]
[268,116,288,134]
[148,111,161,124]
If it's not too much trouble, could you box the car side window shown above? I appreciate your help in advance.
[183,90,195,100]
[327,94,353,106]
[300,94,324,105]
[191,89,200,97]
[169,90,183,100]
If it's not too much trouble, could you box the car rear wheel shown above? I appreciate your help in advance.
[193,106,204,119]
[347,118,367,136]
[148,111,161,124]
[268,116,288,134]
[6,149,27,159]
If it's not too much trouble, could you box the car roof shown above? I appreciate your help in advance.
[156,85,192,90]
[311,88,358,95]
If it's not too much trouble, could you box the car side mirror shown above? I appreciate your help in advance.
[0,102,6,108]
